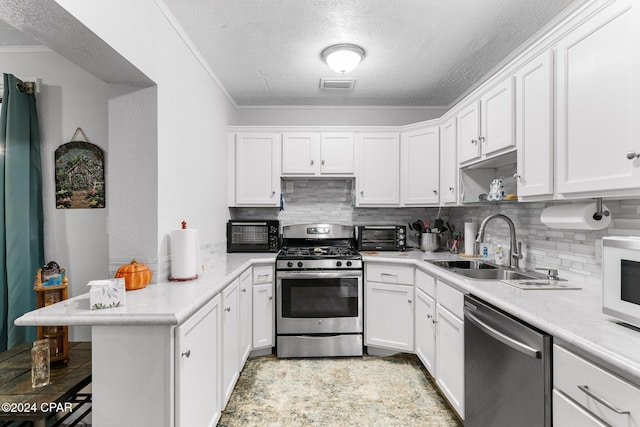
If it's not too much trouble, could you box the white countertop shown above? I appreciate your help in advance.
[15,249,640,386]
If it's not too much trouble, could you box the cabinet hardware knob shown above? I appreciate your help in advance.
[471,139,477,145]
[432,319,438,324]
[181,350,191,358]
[479,136,485,143]
[627,151,640,160]
[513,173,521,180]
[427,314,432,319]
[321,160,326,165]
[241,288,246,293]
[310,160,314,165]
[269,296,273,300]
[577,385,630,414]
[449,187,454,191]
[408,299,412,304]
[225,307,231,312]
[271,191,276,197]
[360,190,364,196]
[433,190,438,195]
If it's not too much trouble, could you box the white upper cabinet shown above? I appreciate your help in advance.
[457,101,481,163]
[515,50,554,198]
[556,0,639,195]
[281,132,354,176]
[458,78,515,165]
[440,117,458,205]
[229,132,281,206]
[401,126,440,206]
[356,133,400,206]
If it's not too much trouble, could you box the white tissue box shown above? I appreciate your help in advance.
[88,278,126,310]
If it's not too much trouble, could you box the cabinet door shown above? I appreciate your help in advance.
[553,390,608,427]
[356,133,400,205]
[435,303,464,419]
[320,132,354,175]
[401,126,440,206]
[457,101,481,163]
[440,117,458,205]
[234,133,281,206]
[480,77,515,157]
[415,288,436,376]
[252,283,274,349]
[365,282,413,352]
[282,132,319,175]
[239,268,253,365]
[221,278,240,408]
[175,295,220,427]
[516,50,554,197]
[556,0,638,194]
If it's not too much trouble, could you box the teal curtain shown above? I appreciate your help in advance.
[0,73,44,351]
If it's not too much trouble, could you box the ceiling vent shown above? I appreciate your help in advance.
[320,78,356,90]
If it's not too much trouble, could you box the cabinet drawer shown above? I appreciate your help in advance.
[366,263,414,285]
[415,268,436,297]
[253,265,273,284]
[553,389,607,427]
[436,281,464,319]
[554,345,639,427]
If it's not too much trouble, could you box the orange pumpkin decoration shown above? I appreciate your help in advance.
[115,259,152,290]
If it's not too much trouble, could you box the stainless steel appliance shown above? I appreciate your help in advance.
[356,225,406,251]
[603,236,640,329]
[226,220,279,253]
[464,294,551,427]
[276,224,363,358]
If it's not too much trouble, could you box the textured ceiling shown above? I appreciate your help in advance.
[162,0,579,107]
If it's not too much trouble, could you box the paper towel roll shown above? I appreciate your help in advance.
[540,202,612,230]
[170,228,199,280]
[464,222,477,255]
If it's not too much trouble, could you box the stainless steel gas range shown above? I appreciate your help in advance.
[276,224,363,358]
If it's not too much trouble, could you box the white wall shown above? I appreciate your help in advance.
[54,0,238,278]
[234,106,446,126]
[1,49,110,341]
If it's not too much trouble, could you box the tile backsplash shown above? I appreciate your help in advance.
[231,179,640,282]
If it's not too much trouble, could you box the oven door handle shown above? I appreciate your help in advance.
[277,271,362,279]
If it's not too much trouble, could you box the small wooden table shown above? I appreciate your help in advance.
[0,342,91,427]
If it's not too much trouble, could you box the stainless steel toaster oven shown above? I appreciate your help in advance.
[356,225,406,251]
[227,220,280,253]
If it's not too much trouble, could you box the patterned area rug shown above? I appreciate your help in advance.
[218,353,463,426]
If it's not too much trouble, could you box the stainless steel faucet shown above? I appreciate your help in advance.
[475,214,523,269]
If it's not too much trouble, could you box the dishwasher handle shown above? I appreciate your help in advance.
[465,310,541,359]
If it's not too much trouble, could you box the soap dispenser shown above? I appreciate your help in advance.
[495,241,504,265]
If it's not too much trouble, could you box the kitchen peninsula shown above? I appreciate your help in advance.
[16,250,640,426]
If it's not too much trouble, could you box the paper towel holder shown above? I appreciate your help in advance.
[593,198,610,221]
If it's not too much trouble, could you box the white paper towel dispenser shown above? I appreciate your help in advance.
[540,200,611,230]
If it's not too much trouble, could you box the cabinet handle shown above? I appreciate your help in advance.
[268,296,273,300]
[360,190,364,196]
[471,139,477,145]
[225,307,231,312]
[432,319,438,324]
[627,152,640,160]
[449,187,454,192]
[321,160,326,165]
[181,350,191,358]
[433,190,438,195]
[310,160,314,165]
[241,288,246,293]
[426,314,432,319]
[479,136,485,143]
[408,299,412,304]
[271,191,276,197]
[577,385,630,415]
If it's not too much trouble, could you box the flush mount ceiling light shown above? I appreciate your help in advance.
[321,43,365,74]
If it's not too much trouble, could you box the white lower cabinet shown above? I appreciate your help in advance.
[415,287,436,376]
[553,344,639,427]
[435,280,465,419]
[239,268,253,365]
[175,295,221,427]
[221,277,240,409]
[365,281,414,351]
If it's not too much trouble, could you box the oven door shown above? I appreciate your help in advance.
[276,270,363,334]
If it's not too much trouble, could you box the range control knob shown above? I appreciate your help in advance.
[297,261,304,268]
[287,262,293,268]
[346,261,353,267]
[398,228,405,234]
[336,261,342,267]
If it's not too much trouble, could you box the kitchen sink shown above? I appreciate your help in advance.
[426,260,498,270]
[452,269,539,281]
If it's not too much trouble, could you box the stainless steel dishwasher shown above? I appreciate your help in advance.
[464,294,551,427]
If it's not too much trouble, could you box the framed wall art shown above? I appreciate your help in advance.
[55,128,105,209]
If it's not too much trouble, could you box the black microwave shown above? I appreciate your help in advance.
[356,225,406,251]
[227,220,280,253]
